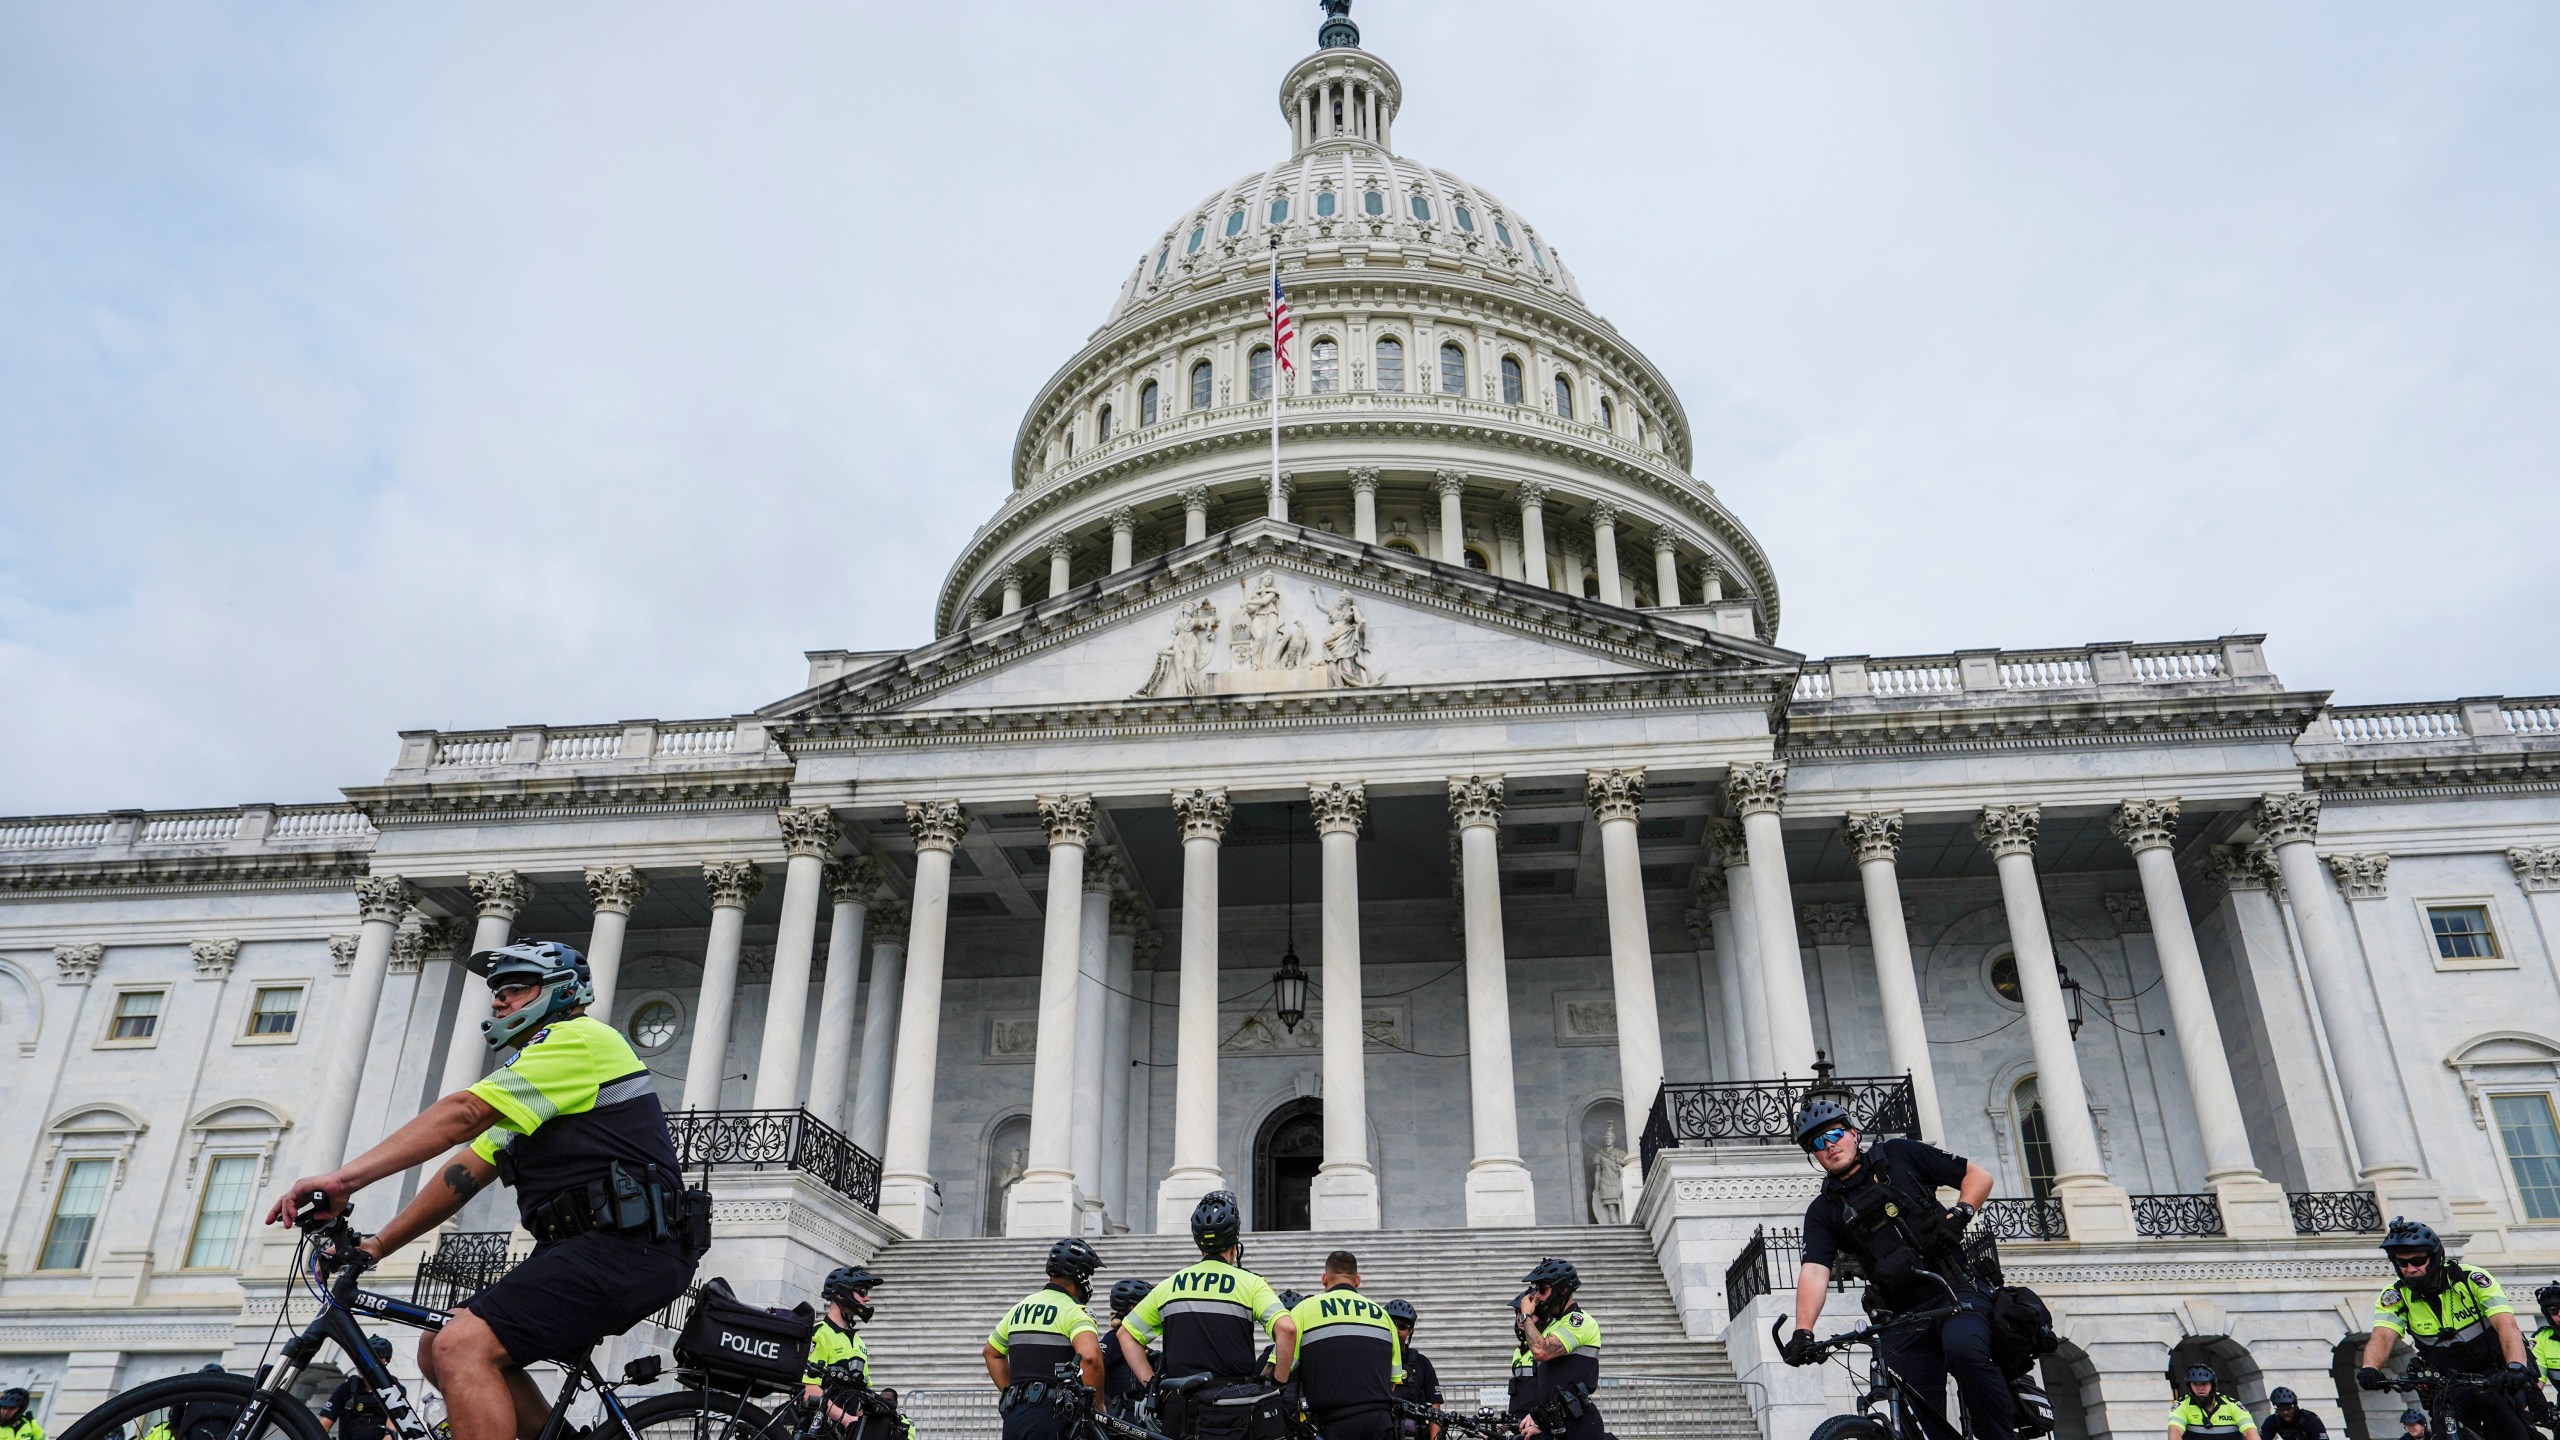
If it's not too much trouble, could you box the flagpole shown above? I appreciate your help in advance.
[1269,235,1283,520]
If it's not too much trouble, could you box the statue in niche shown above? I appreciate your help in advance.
[994,1145,1027,1213]
[1135,598,1223,698]
[1316,589,1382,688]
[1231,569,1310,670]
[1588,1121,1629,1225]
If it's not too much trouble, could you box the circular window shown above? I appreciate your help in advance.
[1989,953,2023,1004]
[630,999,681,1052]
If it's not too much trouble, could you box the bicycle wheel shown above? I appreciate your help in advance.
[59,1374,328,1440]
[621,1389,783,1440]
[1809,1415,1895,1440]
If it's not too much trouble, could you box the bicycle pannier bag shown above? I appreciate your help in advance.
[1990,1286,2059,1377]
[2009,1373,2056,1439]
[1189,1382,1286,1440]
[675,1276,816,1392]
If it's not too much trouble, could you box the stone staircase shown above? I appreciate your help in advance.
[845,1226,1755,1440]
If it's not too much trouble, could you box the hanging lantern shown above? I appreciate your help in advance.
[1274,949,1309,1034]
[2058,963,2086,1041]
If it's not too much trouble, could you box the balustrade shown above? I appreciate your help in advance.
[541,728,623,762]
[667,1107,882,1211]
[1639,1075,1918,1170]
[431,735,511,766]
[2287,1189,2385,1235]
[0,818,114,850]
[1999,656,2093,688]
[273,806,374,840]
[2505,701,2560,736]
[2130,1192,2225,1237]
[2331,707,2464,743]
[138,811,243,844]
[1976,1197,2067,1241]
[412,1230,524,1310]
[2128,647,2225,681]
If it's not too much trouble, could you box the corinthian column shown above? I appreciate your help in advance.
[312,876,410,1169]
[1309,781,1381,1229]
[1009,794,1095,1235]
[752,806,837,1110]
[1688,870,1752,1082]
[582,865,649,1024]
[1070,846,1121,1232]
[2511,846,2560,1000]
[1707,818,1775,1079]
[1516,483,1551,588]
[807,856,881,1130]
[1158,787,1231,1230]
[1844,812,1942,1142]
[1109,507,1138,572]
[438,870,528,1097]
[1587,767,1665,1204]
[1977,804,2135,1239]
[1101,894,1144,1222]
[880,801,970,1237]
[998,565,1024,615]
[1046,536,1075,598]
[848,897,909,1156]
[1589,503,1623,606]
[1651,532,1682,608]
[1348,469,1381,544]
[2109,800,2292,1234]
[1181,486,1211,546]
[1433,471,1468,565]
[683,860,764,1112]
[1451,774,1535,1225]
[1725,765,1818,1076]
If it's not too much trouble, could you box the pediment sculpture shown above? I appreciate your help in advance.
[1136,570,1384,698]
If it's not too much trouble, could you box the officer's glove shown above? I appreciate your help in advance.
[2357,1368,2389,1392]
[1782,1330,1820,1368]
[2500,1363,2533,1393]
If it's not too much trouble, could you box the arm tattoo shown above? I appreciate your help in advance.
[442,1163,483,1201]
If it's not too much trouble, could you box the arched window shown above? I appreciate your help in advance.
[1375,337,1404,393]
[1440,342,1466,395]
[1454,203,1476,233]
[1062,425,1074,458]
[1191,360,1213,411]
[1138,381,1158,428]
[2013,1075,2058,1200]
[1185,224,1205,255]
[1553,374,1574,419]
[1495,218,1515,249]
[1250,346,1273,402]
[1311,338,1339,394]
[1224,208,1247,237]
[1410,193,1432,222]
[1500,355,1525,405]
[1530,237,1549,271]
[1269,195,1290,225]
[1153,246,1171,277]
[1463,546,1492,572]
[1383,536,1422,556]
[1315,190,1337,218]
[1363,189,1385,216]
[1599,395,1615,431]
[1096,403,1114,442]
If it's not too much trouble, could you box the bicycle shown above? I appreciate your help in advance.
[1046,1378,1175,1440]
[1392,1398,1517,1440]
[1773,1300,1970,1440]
[2366,1360,2530,1440]
[58,1196,769,1440]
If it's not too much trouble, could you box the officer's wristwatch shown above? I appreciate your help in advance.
[1948,1201,1978,1225]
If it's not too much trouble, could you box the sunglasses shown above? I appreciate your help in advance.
[1809,1127,1851,1152]
[493,980,544,1003]
[2391,1254,2432,1270]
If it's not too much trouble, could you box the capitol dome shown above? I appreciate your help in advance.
[935,2,1779,641]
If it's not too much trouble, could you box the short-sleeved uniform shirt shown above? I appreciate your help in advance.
[2264,1408,2326,1440]
[2,1417,46,1440]
[1123,1258,1288,1381]
[2373,1268,2514,1375]
[2532,1326,2560,1383]
[989,1287,1097,1440]
[2171,1396,2254,1440]
[1507,1347,1538,1417]
[1528,1310,1603,1440]
[1801,1139,1971,1306]
[1286,1285,1404,1421]
[1394,1346,1441,1410]
[807,1318,869,1388]
[320,1379,391,1440]
[466,1016,683,1228]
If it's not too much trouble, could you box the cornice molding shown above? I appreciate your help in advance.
[0,850,371,896]
[1781,691,2325,761]
[346,767,796,827]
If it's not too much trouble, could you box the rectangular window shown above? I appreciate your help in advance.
[109,989,165,1042]
[1249,347,1272,402]
[1375,339,1403,393]
[185,1154,260,1269]
[1311,339,1338,395]
[2492,1094,2560,1222]
[247,986,302,1037]
[2429,905,2500,960]
[1440,345,1466,395]
[40,1157,111,1270]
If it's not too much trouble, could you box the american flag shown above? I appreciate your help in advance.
[1268,269,1295,373]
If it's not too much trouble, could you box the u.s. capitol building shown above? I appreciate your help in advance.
[4,8,2556,1440]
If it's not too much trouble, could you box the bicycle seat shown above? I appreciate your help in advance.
[1159,1375,1216,1396]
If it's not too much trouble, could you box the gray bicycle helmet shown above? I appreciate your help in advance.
[2271,1388,2297,1408]
[1793,1100,1855,1152]
[2184,1365,2215,1389]
[367,1336,393,1363]
[1384,1299,1417,1328]
[471,940,593,1049]
[1111,1278,1153,1316]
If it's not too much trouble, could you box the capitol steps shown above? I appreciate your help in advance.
[845,1226,1755,1440]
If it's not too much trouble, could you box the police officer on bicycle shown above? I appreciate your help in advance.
[0,1388,43,1440]
[2531,1285,2560,1385]
[2356,1217,2536,1440]
[807,1265,882,1424]
[1118,1191,1296,1438]
[1281,1251,1402,1440]
[1780,1099,2011,1440]
[265,941,697,1440]
[320,1339,398,1440]
[1512,1258,1601,1440]
[2261,1387,2326,1440]
[1386,1302,1439,1440]
[2169,1364,2258,1440]
[985,1239,1107,1440]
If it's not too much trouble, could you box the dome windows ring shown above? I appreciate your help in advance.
[1139,380,1159,428]
[1552,375,1573,419]
[1454,203,1476,233]
[1375,336,1404,393]
[1191,360,1213,411]
[1530,237,1549,271]
[1598,395,1614,431]
[1250,345,1274,401]
[1494,218,1515,249]
[1269,195,1290,225]
[1154,246,1171,276]
[1363,189,1385,217]
[1500,354,1525,406]
[1186,224,1205,255]
[1225,208,1247,238]
[1311,337,1340,394]
[1097,403,1115,441]
[1410,193,1431,223]
[1440,341,1467,395]
[1315,190,1337,218]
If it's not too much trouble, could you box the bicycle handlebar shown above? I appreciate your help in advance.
[1771,1303,1961,1361]
[1394,1399,1516,1438]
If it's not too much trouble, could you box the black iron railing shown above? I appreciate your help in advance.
[412,1230,524,1310]
[1976,1196,2068,1241]
[1724,1225,1790,1318]
[1640,1075,1920,1170]
[2289,1190,2385,1235]
[668,1107,882,1212]
[2131,1192,2225,1237]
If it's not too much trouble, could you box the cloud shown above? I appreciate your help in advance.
[0,1,2554,813]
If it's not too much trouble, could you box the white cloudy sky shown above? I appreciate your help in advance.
[2,2,2554,815]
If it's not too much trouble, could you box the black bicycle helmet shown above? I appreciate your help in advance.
[2399,1410,2427,1429]
[1111,1278,1153,1316]
[470,940,594,1049]
[2184,1365,2215,1388]
[2383,1216,2450,1294]
[0,1389,27,1412]
[825,1265,884,1302]
[1191,1190,1243,1254]
[1049,1237,1104,1287]
[2536,1282,2560,1317]
[1278,1289,1306,1311]
[1792,1099,1855,1152]
[367,1335,394,1362]
[1384,1299,1417,1328]
[200,1364,226,1374]
[2271,1388,2297,1408]
[1522,1258,1579,1293]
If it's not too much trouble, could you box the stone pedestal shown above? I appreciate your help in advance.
[1463,1158,1538,1228]
[1726,1289,1856,1440]
[1156,1168,1221,1234]
[2056,1178,2140,1242]
[878,1174,945,1239]
[2212,1174,2300,1240]
[1634,1144,1824,1339]
[2371,1173,2449,1228]
[1005,1173,1086,1238]
[1311,1164,1382,1230]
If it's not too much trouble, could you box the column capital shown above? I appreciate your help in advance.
[392,916,454,974]
[2104,891,2151,933]
[329,935,360,976]
[1133,927,1163,966]
[54,942,103,984]
[191,938,241,980]
[1037,793,1098,847]
[2209,844,2271,894]
[1309,780,1367,836]
[1725,761,1788,818]
[1692,864,1731,912]
[1975,804,2042,859]
[2255,790,2322,846]
[703,859,766,910]
[2509,844,2560,893]
[1801,902,1863,946]
[992,563,1021,590]
[1171,786,1232,841]
[1273,470,1295,502]
[905,799,972,853]
[1083,844,1125,894]
[778,804,841,860]
[1587,501,1620,528]
[356,874,413,924]
[870,896,912,932]
[1046,535,1076,565]
[825,855,883,905]
[1431,468,1468,498]
[468,869,530,922]
[1448,773,1505,828]
[1585,766,1645,823]
[1515,480,1551,509]
[1179,484,1213,513]
[1346,467,1381,496]
[585,864,650,916]
[1844,810,1905,864]
[1652,528,1680,557]
[1707,815,1749,865]
[1683,908,1713,944]
[1109,890,1150,935]
[1107,506,1138,536]
[2109,797,2181,854]
[2326,851,2392,901]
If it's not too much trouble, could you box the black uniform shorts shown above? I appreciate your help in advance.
[1312,1408,1396,1440]
[462,1231,696,1365]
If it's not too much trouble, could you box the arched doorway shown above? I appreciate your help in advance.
[1253,1098,1323,1231]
